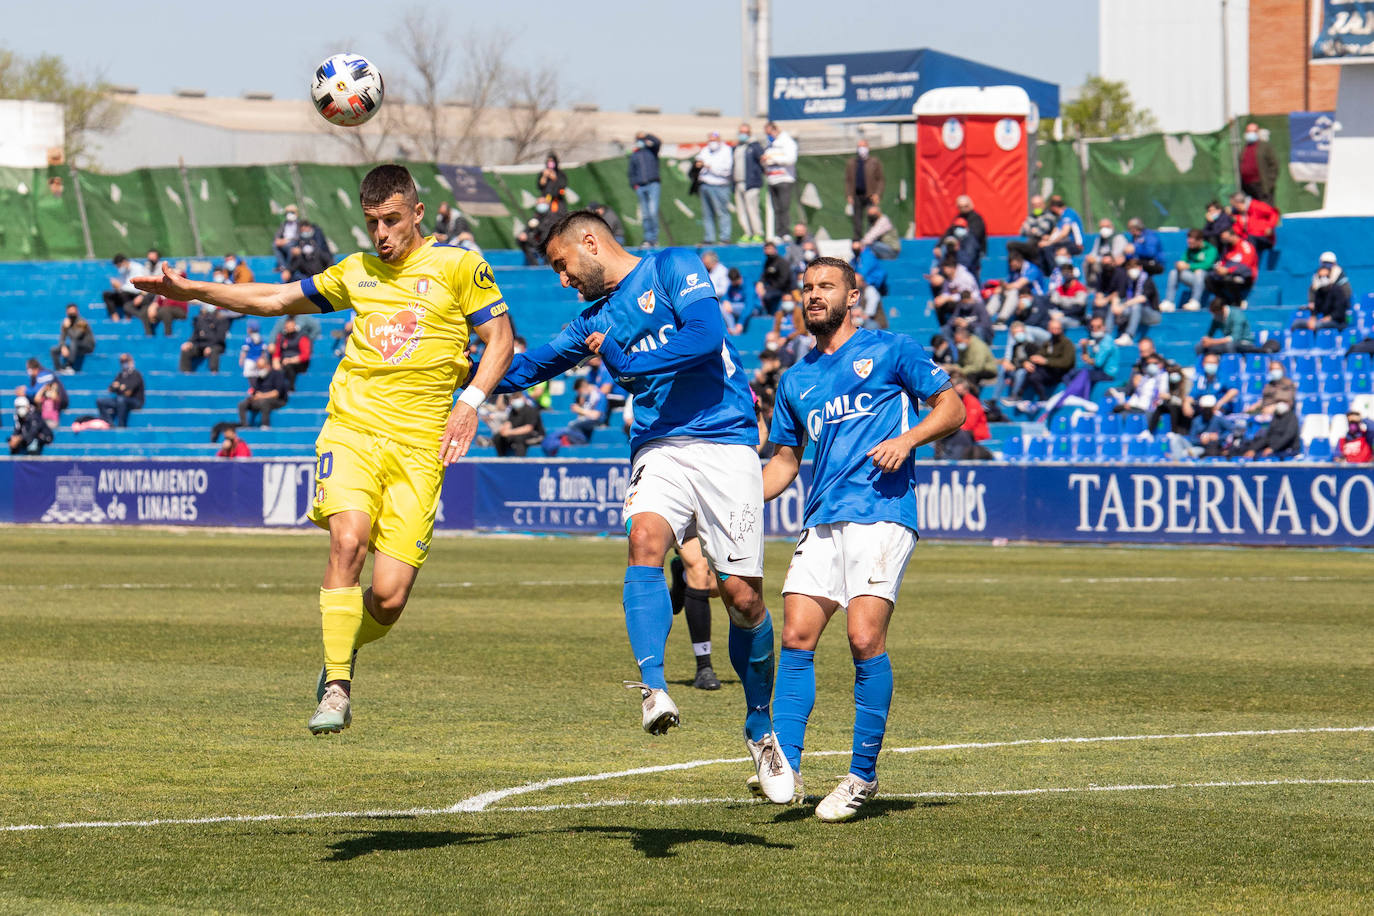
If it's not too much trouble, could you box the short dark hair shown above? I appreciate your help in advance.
[1048,194,1065,208]
[112,253,127,265]
[1187,228,1204,240]
[1206,199,1222,210]
[803,256,856,292]
[538,209,613,259]
[359,164,418,208]
[26,357,41,370]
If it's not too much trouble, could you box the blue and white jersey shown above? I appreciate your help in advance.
[499,248,757,455]
[770,328,950,531]
[1058,207,1085,248]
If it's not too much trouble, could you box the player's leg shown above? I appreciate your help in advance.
[816,521,913,822]
[623,511,682,734]
[677,535,720,690]
[311,509,372,734]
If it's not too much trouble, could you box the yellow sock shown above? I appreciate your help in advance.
[319,586,363,683]
[356,596,393,648]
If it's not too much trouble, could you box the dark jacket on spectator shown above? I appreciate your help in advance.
[1247,409,1300,455]
[759,253,794,296]
[251,368,289,404]
[110,367,145,409]
[1312,271,1352,327]
[1044,334,1077,373]
[189,309,230,350]
[628,134,662,187]
[844,155,885,202]
[60,317,96,354]
[1202,210,1233,247]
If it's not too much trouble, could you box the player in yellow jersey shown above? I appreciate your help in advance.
[134,165,514,734]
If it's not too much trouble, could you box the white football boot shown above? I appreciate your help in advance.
[745,732,797,804]
[746,772,805,805]
[624,682,680,735]
[308,683,352,735]
[815,773,878,822]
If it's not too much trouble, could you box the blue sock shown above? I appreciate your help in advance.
[773,647,815,772]
[850,653,893,781]
[728,610,776,742]
[622,565,673,691]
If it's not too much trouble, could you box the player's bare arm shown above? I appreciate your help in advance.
[762,443,806,501]
[866,385,966,472]
[132,262,321,317]
[440,311,515,465]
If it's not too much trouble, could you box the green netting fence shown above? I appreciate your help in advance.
[0,115,1323,262]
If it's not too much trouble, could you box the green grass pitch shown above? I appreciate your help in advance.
[3,529,1371,913]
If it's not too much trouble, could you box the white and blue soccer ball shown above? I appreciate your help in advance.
[310,53,384,127]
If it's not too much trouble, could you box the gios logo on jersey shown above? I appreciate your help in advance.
[679,273,710,296]
[807,392,875,439]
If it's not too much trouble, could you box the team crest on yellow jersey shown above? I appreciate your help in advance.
[365,305,427,363]
[637,290,655,313]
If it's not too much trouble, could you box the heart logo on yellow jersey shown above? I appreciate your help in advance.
[365,309,422,362]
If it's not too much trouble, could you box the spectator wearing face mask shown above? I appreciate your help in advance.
[8,395,54,455]
[628,131,662,246]
[733,124,767,243]
[1201,200,1234,249]
[516,201,556,267]
[1205,228,1258,308]
[1022,318,1075,401]
[851,240,888,298]
[1076,315,1120,389]
[930,258,979,327]
[1229,399,1299,459]
[1083,218,1128,289]
[721,267,751,334]
[492,392,545,457]
[858,204,901,260]
[1048,264,1090,327]
[844,139,884,240]
[288,220,332,279]
[96,353,144,428]
[1336,410,1374,463]
[950,324,997,392]
[1295,251,1351,330]
[1164,229,1218,311]
[952,195,987,257]
[1197,300,1255,355]
[1040,195,1084,257]
[538,152,568,213]
[755,239,794,315]
[700,250,730,297]
[1246,360,1295,419]
[274,204,301,269]
[940,289,993,347]
[1011,194,1056,268]
[1115,355,1170,416]
[1187,394,1230,457]
[180,303,231,374]
[694,132,734,245]
[1124,218,1165,275]
[1105,258,1161,346]
[1237,122,1279,204]
[944,217,981,279]
[761,121,799,234]
[51,304,96,374]
[224,253,254,284]
[995,320,1045,404]
[1230,191,1280,265]
[933,373,993,461]
[1189,352,1241,414]
[239,320,267,379]
[987,250,1045,327]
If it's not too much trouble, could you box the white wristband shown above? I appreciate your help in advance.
[457,386,487,410]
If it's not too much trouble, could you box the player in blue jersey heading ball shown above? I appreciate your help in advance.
[486,210,797,804]
[760,256,965,821]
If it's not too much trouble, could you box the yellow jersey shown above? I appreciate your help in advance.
[301,238,508,449]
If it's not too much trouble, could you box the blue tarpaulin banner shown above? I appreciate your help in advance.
[1288,111,1338,182]
[3,458,1372,548]
[767,48,1059,122]
[1311,1,1374,62]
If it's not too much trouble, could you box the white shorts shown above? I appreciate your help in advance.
[782,521,916,607]
[625,437,765,578]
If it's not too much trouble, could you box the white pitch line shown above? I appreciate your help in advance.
[490,778,1374,814]
[451,725,1374,812]
[5,725,1371,833]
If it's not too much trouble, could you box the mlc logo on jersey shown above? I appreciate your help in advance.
[806,392,876,439]
[853,358,873,379]
[637,289,656,313]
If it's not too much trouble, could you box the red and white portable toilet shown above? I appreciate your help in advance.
[913,86,1033,237]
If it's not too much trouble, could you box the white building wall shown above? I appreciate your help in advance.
[0,100,64,167]
[1099,0,1249,134]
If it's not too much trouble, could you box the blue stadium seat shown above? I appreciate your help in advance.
[1296,373,1320,395]
[1071,436,1096,460]
[1291,355,1317,378]
[1098,413,1122,436]
[1318,374,1345,397]
[1218,353,1241,378]
[1317,355,1343,378]
[1126,436,1158,462]
[1027,436,1052,460]
[1300,394,1323,416]
[1288,329,1315,353]
[1315,328,1341,353]
[1324,396,1348,416]
[1002,435,1024,460]
[1243,376,1265,397]
[1350,373,1373,395]
[1052,437,1073,461]
[1070,414,1097,435]
[1123,413,1148,435]
[1244,354,1268,376]
[1306,438,1334,461]
[1050,415,1071,435]
[1350,353,1371,375]
[1290,307,1311,325]
[1096,434,1124,461]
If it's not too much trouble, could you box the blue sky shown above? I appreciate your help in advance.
[5,0,1098,114]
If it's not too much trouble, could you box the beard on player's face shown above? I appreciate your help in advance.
[803,296,850,338]
[571,252,609,300]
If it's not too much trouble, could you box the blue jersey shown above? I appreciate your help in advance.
[497,248,756,455]
[770,328,950,531]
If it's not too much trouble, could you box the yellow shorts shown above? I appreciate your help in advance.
[308,418,443,568]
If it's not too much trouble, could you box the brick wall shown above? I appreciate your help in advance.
[1250,0,1341,113]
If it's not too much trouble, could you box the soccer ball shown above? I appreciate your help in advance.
[310,53,384,127]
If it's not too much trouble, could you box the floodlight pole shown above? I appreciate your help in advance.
[755,0,771,119]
